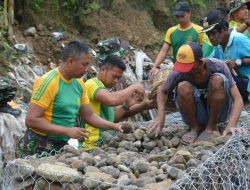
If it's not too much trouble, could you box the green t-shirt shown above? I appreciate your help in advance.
[81,77,115,150]
[31,68,89,142]
[164,23,204,62]
[229,20,250,38]
[202,33,213,58]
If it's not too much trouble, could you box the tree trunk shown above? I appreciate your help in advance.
[4,0,8,26]
[8,0,14,43]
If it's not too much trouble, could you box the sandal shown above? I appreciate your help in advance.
[181,130,198,145]
[195,130,220,144]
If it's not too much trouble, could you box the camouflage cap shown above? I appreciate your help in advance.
[96,37,128,66]
[229,0,250,15]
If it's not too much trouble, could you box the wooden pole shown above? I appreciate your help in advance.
[8,0,14,43]
[4,0,8,27]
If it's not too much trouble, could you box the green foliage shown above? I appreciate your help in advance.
[50,0,100,19]
[30,0,44,13]
[80,2,100,15]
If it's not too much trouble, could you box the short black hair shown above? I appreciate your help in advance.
[204,9,229,33]
[62,41,90,62]
[217,6,229,17]
[213,19,229,33]
[101,55,126,71]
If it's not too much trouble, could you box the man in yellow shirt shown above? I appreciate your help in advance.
[149,1,204,76]
[81,55,155,150]
[18,41,123,156]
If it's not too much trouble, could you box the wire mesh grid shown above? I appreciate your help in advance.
[2,120,250,190]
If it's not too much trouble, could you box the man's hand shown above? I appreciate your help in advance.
[245,19,250,27]
[141,92,156,109]
[225,59,237,70]
[149,67,159,78]
[132,84,145,102]
[113,123,124,133]
[221,126,245,138]
[66,127,91,140]
[147,117,164,137]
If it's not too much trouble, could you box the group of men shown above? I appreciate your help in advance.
[148,0,250,144]
[18,0,250,156]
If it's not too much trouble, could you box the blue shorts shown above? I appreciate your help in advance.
[176,73,232,126]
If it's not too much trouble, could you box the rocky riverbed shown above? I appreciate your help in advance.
[4,111,250,190]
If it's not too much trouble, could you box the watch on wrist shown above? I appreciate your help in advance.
[235,59,242,67]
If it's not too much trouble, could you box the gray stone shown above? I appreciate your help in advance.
[150,166,159,176]
[172,164,186,170]
[106,154,121,166]
[186,159,199,168]
[125,134,136,142]
[84,166,116,189]
[143,141,157,150]
[201,154,211,162]
[156,139,164,148]
[117,147,127,154]
[93,156,102,162]
[119,141,138,152]
[117,174,131,186]
[170,137,180,147]
[95,159,107,168]
[8,159,35,181]
[144,179,173,190]
[24,27,37,36]
[168,155,186,165]
[100,166,120,179]
[36,163,81,182]
[70,160,83,169]
[9,177,34,190]
[133,176,155,187]
[161,136,173,148]
[92,147,108,156]
[134,129,145,140]
[177,170,186,179]
[176,149,193,161]
[143,134,150,142]
[76,162,87,172]
[134,141,142,148]
[131,160,151,173]
[108,140,119,148]
[155,174,168,182]
[106,147,117,154]
[57,153,75,162]
[203,142,218,153]
[63,145,80,156]
[167,166,179,180]
[102,131,114,144]
[65,157,79,165]
[81,155,95,166]
[118,152,145,166]
[151,161,159,168]
[150,147,161,154]
[118,164,131,173]
[148,154,168,162]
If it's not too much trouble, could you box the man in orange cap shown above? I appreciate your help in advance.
[147,42,244,144]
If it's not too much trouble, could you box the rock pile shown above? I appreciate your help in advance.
[4,113,235,190]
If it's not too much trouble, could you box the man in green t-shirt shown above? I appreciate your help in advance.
[149,1,204,76]
[81,55,155,150]
[18,41,124,157]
